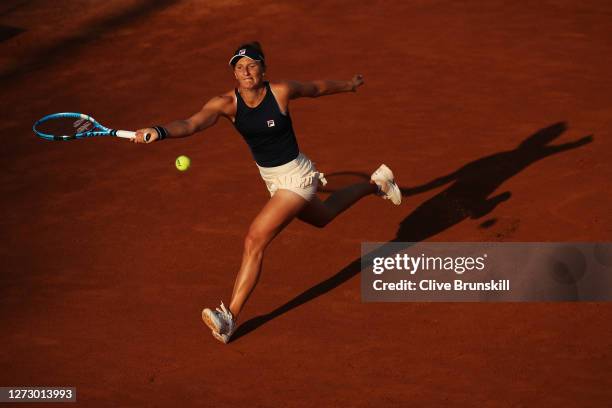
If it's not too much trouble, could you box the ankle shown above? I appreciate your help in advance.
[229,306,239,321]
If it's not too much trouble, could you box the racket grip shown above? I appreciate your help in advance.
[116,130,152,143]
[116,130,136,139]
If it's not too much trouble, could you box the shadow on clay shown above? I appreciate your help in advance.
[0,0,179,86]
[232,122,593,342]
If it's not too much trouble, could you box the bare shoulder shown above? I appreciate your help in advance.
[204,92,236,116]
[270,80,317,99]
[269,81,292,97]
[269,81,295,110]
[207,92,235,108]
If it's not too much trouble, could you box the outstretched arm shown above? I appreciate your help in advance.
[132,95,232,143]
[285,74,364,99]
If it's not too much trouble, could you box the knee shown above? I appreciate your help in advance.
[244,229,268,257]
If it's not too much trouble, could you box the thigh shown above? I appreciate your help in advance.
[248,190,309,243]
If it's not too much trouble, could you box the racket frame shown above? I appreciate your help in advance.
[33,112,138,141]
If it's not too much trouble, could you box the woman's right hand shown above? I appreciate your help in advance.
[131,128,159,144]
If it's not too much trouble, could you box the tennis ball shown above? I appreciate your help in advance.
[175,155,191,171]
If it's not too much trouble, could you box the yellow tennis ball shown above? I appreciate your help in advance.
[175,155,191,171]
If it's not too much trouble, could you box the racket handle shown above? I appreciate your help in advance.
[116,130,136,139]
[116,130,152,143]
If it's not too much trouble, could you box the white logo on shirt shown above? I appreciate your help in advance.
[267,120,275,127]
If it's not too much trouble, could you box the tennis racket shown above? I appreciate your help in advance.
[33,112,152,142]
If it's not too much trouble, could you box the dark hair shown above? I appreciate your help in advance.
[236,41,266,69]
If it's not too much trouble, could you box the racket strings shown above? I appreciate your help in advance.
[73,118,94,134]
[36,117,96,139]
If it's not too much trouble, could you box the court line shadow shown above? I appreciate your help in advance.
[0,0,179,86]
[0,25,25,43]
[231,122,594,342]
[0,0,30,18]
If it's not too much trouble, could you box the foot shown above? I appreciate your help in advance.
[371,164,402,205]
[202,302,236,344]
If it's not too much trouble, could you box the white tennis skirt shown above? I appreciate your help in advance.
[257,153,327,201]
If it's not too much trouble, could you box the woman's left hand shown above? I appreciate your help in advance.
[351,74,364,91]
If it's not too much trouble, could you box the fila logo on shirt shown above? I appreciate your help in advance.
[267,120,275,127]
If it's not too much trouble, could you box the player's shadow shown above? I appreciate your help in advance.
[318,171,371,193]
[231,122,593,342]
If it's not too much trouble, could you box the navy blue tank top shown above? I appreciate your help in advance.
[233,82,300,167]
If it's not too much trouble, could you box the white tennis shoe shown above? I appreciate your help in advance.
[371,164,402,205]
[202,302,236,344]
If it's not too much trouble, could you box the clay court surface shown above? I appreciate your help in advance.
[1,0,612,406]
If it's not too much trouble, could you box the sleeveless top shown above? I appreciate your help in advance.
[233,81,300,167]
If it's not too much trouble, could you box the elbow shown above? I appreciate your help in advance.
[309,83,325,98]
[310,88,324,98]
[315,85,327,97]
[185,120,199,135]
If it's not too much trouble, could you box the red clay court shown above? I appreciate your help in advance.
[1,0,611,406]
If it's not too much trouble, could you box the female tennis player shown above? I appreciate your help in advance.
[133,42,401,343]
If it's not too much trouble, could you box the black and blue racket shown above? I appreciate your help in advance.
[33,112,152,142]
